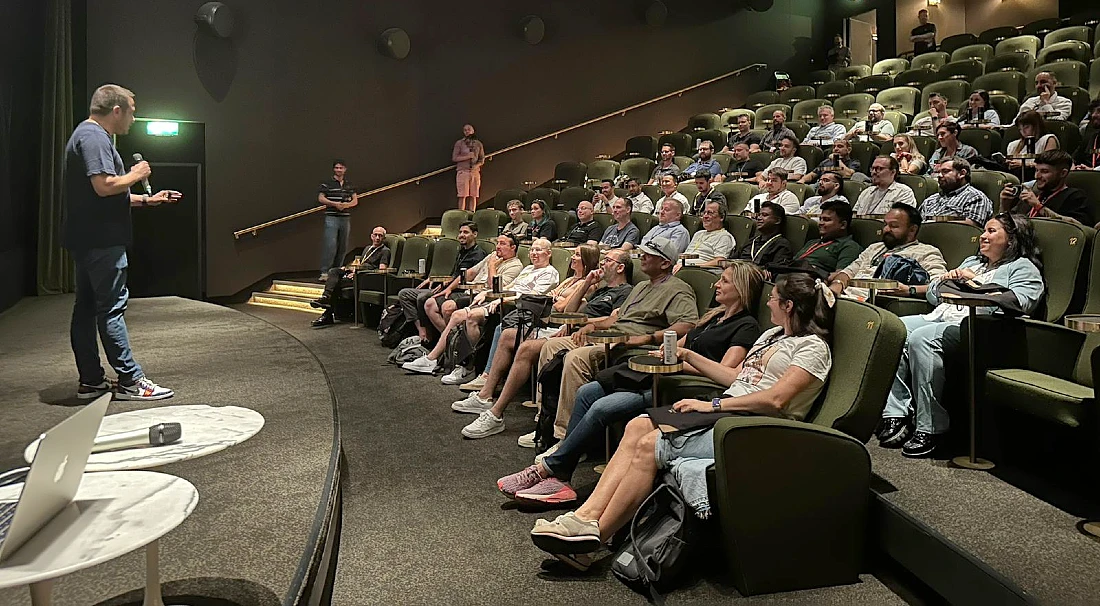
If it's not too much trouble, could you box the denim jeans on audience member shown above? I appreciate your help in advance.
[542,381,652,480]
[882,315,961,434]
[319,215,351,274]
[70,246,142,385]
[482,324,505,375]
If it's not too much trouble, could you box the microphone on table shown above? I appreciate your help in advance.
[91,423,183,453]
[131,152,153,195]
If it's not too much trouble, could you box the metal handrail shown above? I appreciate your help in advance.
[233,62,766,239]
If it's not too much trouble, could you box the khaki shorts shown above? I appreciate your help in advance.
[456,169,481,198]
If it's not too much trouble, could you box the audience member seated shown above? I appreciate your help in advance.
[998,150,1094,225]
[1017,71,1072,123]
[908,93,956,136]
[750,168,801,214]
[737,201,793,267]
[891,134,928,175]
[722,114,763,153]
[527,199,557,241]
[591,179,622,214]
[398,221,487,343]
[798,172,848,216]
[799,139,860,184]
[929,122,977,167]
[524,273,834,567]
[678,201,737,270]
[641,197,691,255]
[919,157,993,227]
[654,174,690,217]
[789,200,862,275]
[496,262,764,505]
[598,198,640,249]
[802,106,848,147]
[960,90,1000,129]
[501,200,529,239]
[559,201,602,245]
[459,237,699,439]
[878,214,1044,457]
[625,177,654,214]
[311,226,390,327]
[758,136,808,185]
[459,245,602,391]
[452,249,633,429]
[853,156,917,215]
[682,140,722,182]
[403,237,558,378]
[1073,100,1100,171]
[689,171,727,215]
[1006,110,1060,182]
[725,142,765,182]
[760,109,797,153]
[649,143,682,185]
[828,202,947,299]
[845,103,895,143]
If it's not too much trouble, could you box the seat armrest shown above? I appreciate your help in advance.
[978,316,1085,381]
[655,375,726,407]
[874,294,932,317]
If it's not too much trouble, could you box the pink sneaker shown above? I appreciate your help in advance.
[515,477,577,504]
[497,465,545,498]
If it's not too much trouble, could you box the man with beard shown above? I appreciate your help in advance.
[799,138,860,184]
[798,171,848,216]
[845,103,895,143]
[908,92,956,136]
[737,201,793,267]
[682,140,722,182]
[853,156,917,216]
[453,123,484,211]
[722,114,762,153]
[999,150,1093,225]
[725,142,765,182]
[1017,71,1073,123]
[625,177,654,214]
[919,157,992,227]
[649,143,681,185]
[689,171,727,215]
[758,136,807,184]
[828,203,947,300]
[1073,100,1100,171]
[760,109,797,153]
[591,179,622,214]
[790,199,862,275]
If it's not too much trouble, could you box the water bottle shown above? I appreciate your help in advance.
[662,331,677,365]
[417,258,426,275]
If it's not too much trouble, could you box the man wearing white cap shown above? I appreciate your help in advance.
[845,103,895,143]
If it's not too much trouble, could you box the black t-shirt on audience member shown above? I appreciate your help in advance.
[452,244,487,277]
[359,244,391,271]
[582,284,634,318]
[912,23,937,54]
[562,220,602,245]
[683,309,762,362]
[1011,186,1094,225]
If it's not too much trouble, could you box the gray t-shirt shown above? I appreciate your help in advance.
[62,120,131,250]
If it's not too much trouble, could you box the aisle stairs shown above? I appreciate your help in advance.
[248,279,324,314]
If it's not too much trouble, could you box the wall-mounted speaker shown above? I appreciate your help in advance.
[519,15,545,45]
[745,0,774,12]
[194,2,234,38]
[378,27,411,60]
[643,1,668,27]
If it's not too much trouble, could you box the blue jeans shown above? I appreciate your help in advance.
[483,324,504,375]
[882,315,961,434]
[319,215,351,274]
[542,381,652,480]
[70,246,142,385]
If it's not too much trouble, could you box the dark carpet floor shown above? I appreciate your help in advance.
[238,305,910,606]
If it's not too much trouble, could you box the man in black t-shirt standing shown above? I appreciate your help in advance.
[62,84,182,402]
[910,10,937,54]
[318,159,358,281]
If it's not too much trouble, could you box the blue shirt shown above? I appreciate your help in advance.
[641,222,691,255]
[682,158,721,179]
[62,120,131,250]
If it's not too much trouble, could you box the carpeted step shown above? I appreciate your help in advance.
[270,280,325,298]
[247,291,318,314]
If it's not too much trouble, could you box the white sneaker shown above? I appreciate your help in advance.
[518,431,537,448]
[452,392,494,414]
[402,355,438,374]
[462,410,505,439]
[534,442,560,465]
[115,376,174,401]
[460,373,488,391]
[441,366,475,385]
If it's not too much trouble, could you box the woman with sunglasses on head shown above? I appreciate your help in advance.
[524,272,835,571]
[877,213,1044,458]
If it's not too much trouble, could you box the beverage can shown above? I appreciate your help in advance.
[662,331,677,365]
[418,258,426,274]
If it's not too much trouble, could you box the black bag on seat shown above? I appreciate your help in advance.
[611,482,701,604]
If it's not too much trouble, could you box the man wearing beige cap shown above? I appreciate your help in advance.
[845,103,895,143]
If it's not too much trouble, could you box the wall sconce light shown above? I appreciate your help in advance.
[927,0,941,6]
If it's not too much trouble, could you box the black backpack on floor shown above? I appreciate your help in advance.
[378,304,413,348]
[611,482,701,604]
[533,349,568,453]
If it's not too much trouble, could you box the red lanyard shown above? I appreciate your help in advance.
[1030,184,1067,217]
[798,239,834,259]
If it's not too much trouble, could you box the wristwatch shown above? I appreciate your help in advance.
[711,397,722,412]
[141,194,149,206]
[908,286,917,297]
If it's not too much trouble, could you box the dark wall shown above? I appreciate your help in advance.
[0,1,45,312]
[86,0,824,297]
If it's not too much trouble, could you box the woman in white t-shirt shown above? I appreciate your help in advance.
[527,272,836,567]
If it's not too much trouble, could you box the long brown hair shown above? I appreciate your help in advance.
[774,273,836,341]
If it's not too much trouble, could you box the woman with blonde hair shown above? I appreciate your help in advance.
[891,134,927,175]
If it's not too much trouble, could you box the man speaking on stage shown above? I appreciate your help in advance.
[62,84,181,402]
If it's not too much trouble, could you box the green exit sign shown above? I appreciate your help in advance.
[146,121,179,137]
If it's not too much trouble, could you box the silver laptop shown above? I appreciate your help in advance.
[0,393,110,562]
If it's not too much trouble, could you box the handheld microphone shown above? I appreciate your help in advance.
[132,153,153,195]
[91,423,182,453]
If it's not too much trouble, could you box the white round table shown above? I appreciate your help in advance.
[0,471,197,606]
[24,405,264,471]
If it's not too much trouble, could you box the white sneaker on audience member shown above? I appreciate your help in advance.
[452,392,494,414]
[460,373,487,391]
[534,442,560,464]
[462,410,505,438]
[441,366,475,385]
[402,355,438,374]
[517,431,536,449]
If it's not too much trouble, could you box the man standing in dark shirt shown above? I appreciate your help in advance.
[318,159,358,281]
[560,201,602,245]
[999,150,1094,225]
[62,84,182,402]
[826,35,851,70]
[910,10,937,54]
[311,226,391,327]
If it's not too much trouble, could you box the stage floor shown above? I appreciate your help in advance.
[0,295,336,606]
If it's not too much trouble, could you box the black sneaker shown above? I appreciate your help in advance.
[877,417,912,448]
[902,431,942,458]
[311,313,335,327]
[77,379,114,400]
